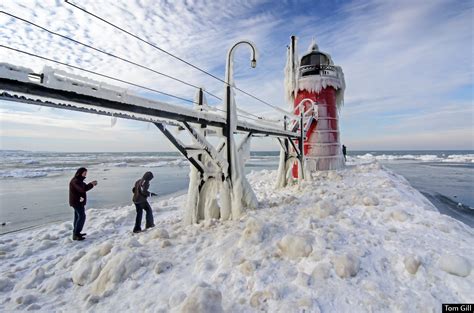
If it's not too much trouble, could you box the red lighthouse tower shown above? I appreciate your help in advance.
[286,37,345,175]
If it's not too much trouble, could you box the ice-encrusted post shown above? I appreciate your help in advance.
[184,88,205,224]
[220,40,258,220]
[185,88,222,224]
[276,116,290,188]
[277,36,300,188]
[284,35,299,105]
[299,111,305,180]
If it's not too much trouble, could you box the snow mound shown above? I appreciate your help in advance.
[314,200,337,218]
[91,249,142,296]
[161,239,172,248]
[125,237,141,248]
[72,242,112,286]
[239,217,264,245]
[362,195,379,206]
[15,294,37,306]
[250,290,274,310]
[15,267,46,290]
[391,209,410,222]
[40,277,71,294]
[238,259,257,276]
[155,261,173,274]
[404,255,421,275]
[293,271,311,286]
[277,234,312,260]
[168,291,187,308]
[151,228,170,239]
[333,253,360,278]
[177,282,223,313]
[312,262,331,281]
[438,254,471,277]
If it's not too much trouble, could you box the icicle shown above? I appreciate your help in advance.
[276,148,288,188]
[335,66,346,111]
[220,180,231,220]
[200,177,220,220]
[184,165,200,225]
[111,116,117,127]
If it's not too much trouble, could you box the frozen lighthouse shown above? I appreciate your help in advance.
[285,36,346,175]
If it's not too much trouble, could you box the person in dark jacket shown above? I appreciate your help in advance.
[342,144,347,161]
[69,167,97,241]
[132,171,156,233]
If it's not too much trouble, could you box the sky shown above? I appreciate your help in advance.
[0,0,473,152]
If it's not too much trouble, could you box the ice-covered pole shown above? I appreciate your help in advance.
[284,35,299,106]
[277,36,299,188]
[221,40,258,220]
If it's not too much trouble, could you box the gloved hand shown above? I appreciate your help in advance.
[151,192,157,197]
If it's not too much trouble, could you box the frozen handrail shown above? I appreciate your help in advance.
[0,45,198,105]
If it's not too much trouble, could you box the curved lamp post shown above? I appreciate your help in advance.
[225,40,257,86]
[223,40,257,181]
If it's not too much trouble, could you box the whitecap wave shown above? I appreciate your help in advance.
[353,153,474,163]
[0,166,76,179]
[140,159,187,167]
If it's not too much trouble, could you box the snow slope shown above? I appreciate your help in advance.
[0,161,472,312]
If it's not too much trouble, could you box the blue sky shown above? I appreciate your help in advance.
[0,0,472,152]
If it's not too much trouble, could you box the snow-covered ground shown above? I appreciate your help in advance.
[0,161,472,312]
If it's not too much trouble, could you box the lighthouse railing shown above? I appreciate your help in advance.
[299,64,339,78]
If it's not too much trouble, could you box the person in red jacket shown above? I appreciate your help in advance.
[69,167,97,241]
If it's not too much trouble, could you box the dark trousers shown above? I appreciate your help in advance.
[73,205,86,235]
[134,201,154,231]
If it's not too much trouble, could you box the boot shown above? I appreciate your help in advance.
[73,234,85,241]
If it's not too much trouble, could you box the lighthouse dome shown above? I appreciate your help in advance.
[299,40,334,77]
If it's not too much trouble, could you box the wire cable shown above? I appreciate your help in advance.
[0,45,197,105]
[236,107,282,123]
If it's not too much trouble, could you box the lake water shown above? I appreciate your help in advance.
[0,150,472,233]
